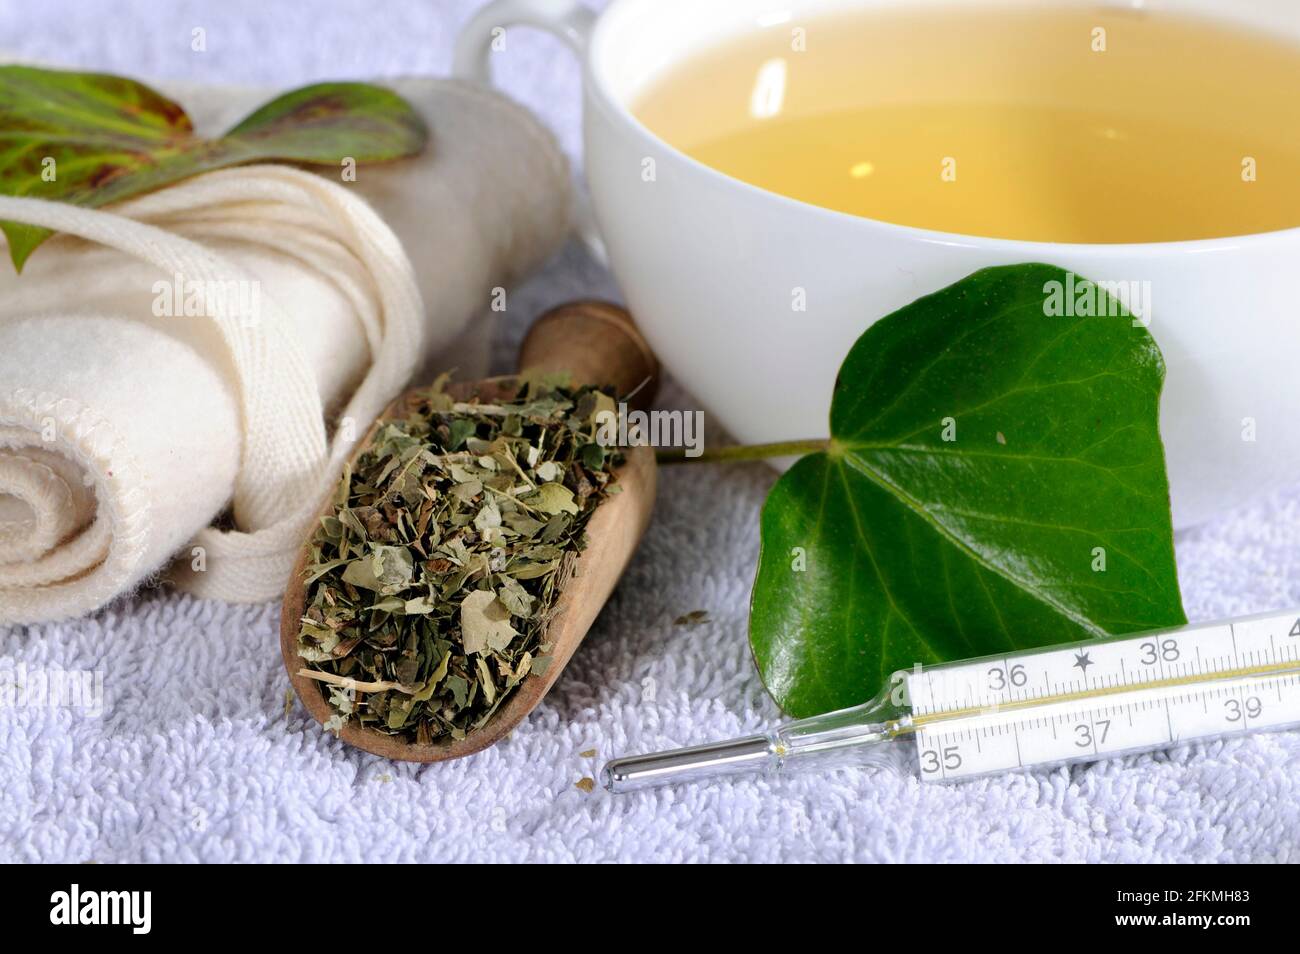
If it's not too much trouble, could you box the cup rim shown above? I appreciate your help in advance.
[584,0,1300,257]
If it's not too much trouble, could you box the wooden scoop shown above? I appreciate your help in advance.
[280,302,659,761]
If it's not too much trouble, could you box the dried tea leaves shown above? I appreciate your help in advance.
[296,376,622,744]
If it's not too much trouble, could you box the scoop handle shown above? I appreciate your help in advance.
[517,301,659,411]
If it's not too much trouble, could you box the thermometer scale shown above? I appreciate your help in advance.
[603,609,1300,792]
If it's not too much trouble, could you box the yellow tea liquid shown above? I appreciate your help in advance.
[633,5,1300,243]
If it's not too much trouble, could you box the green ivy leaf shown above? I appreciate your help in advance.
[750,264,1186,718]
[0,65,427,270]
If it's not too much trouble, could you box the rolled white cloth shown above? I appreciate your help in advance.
[0,78,571,624]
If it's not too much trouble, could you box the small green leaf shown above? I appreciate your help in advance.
[750,264,1186,718]
[579,443,608,470]
[220,81,427,163]
[0,66,427,269]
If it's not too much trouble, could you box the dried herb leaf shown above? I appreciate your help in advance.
[524,483,579,515]
[297,379,622,743]
[461,590,519,655]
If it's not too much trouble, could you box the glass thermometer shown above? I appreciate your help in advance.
[602,608,1300,793]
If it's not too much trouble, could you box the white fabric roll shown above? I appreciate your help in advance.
[0,78,572,624]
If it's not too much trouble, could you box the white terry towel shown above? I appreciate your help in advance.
[0,77,572,625]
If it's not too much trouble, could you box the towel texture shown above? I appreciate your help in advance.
[2,0,1299,863]
[0,77,572,623]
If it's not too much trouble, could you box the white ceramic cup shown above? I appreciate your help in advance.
[456,0,1300,528]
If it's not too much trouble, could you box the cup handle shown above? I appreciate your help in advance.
[453,0,607,265]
